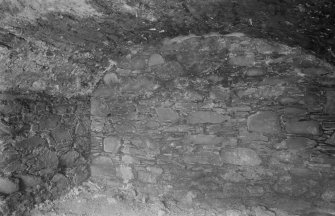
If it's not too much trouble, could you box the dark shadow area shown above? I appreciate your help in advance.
[0,90,91,215]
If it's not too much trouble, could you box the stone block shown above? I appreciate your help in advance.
[148,53,165,66]
[188,111,228,124]
[19,175,42,188]
[59,151,80,168]
[285,120,320,135]
[103,136,121,154]
[247,111,281,134]
[156,108,179,122]
[326,133,335,145]
[221,148,262,166]
[285,137,316,151]
[90,156,115,178]
[117,165,134,183]
[245,68,265,77]
[187,134,224,145]
[229,54,255,66]
[325,91,335,115]
[152,61,184,81]
[0,177,19,194]
[38,114,60,130]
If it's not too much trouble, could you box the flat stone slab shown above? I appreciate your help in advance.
[221,148,262,166]
[103,136,122,154]
[285,137,317,151]
[285,120,321,135]
[188,111,228,124]
[156,108,179,122]
[247,111,281,134]
[0,177,19,194]
[325,91,335,115]
[90,156,116,178]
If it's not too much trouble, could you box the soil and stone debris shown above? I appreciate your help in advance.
[0,0,335,216]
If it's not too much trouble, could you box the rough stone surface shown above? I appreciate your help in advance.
[1,30,334,215]
[148,54,165,67]
[103,136,122,154]
[245,68,265,77]
[0,177,19,194]
[285,121,321,135]
[156,108,179,122]
[188,111,228,124]
[247,111,281,134]
[325,91,335,115]
[221,148,262,166]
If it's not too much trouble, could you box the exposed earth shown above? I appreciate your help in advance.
[0,1,335,216]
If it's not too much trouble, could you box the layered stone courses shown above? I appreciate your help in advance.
[89,33,335,215]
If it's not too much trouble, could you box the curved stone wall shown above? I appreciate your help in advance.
[90,33,335,215]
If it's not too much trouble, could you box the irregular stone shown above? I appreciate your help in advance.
[92,86,117,98]
[222,170,245,182]
[187,134,224,145]
[273,175,309,197]
[91,116,105,132]
[14,136,46,150]
[247,111,281,134]
[121,76,157,93]
[91,98,109,116]
[285,120,321,135]
[130,56,146,70]
[221,148,262,166]
[183,151,222,165]
[103,72,119,85]
[302,67,330,76]
[51,126,72,143]
[38,148,59,173]
[39,114,61,130]
[51,173,70,197]
[325,91,335,115]
[229,54,255,66]
[255,85,285,99]
[281,107,307,116]
[90,156,115,178]
[278,96,300,105]
[271,151,297,164]
[137,170,159,183]
[321,181,335,202]
[318,77,335,87]
[20,175,42,188]
[252,206,276,216]
[326,133,335,145]
[117,165,134,183]
[148,53,165,66]
[188,111,228,124]
[0,177,19,194]
[245,68,265,77]
[151,61,184,81]
[285,137,316,151]
[239,129,269,143]
[247,186,265,197]
[226,209,244,216]
[209,86,231,102]
[156,108,179,122]
[103,136,121,154]
[60,151,80,168]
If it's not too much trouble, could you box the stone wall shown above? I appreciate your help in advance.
[0,91,90,215]
[90,33,335,215]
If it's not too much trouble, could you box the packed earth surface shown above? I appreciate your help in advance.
[0,1,335,216]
